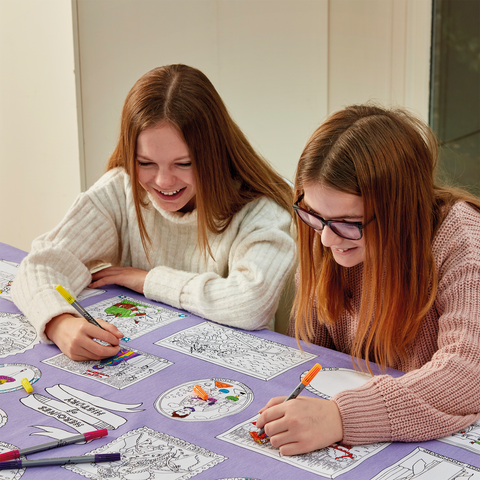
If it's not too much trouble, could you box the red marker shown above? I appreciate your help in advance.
[0,429,108,462]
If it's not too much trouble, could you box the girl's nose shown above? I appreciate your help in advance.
[320,225,343,247]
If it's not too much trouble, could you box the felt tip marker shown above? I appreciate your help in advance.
[0,453,120,469]
[0,429,108,462]
[258,363,322,436]
[55,285,104,330]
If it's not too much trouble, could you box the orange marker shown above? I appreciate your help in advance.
[193,384,209,401]
[258,363,322,435]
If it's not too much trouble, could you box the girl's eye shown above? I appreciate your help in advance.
[137,160,152,167]
[177,162,192,168]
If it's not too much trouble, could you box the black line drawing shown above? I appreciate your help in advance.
[155,378,254,421]
[0,363,41,394]
[86,295,188,342]
[217,415,389,478]
[370,446,480,479]
[64,426,227,479]
[0,312,39,358]
[438,421,480,455]
[156,322,316,380]
[42,346,173,389]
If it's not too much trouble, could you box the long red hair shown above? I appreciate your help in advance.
[293,104,480,370]
[107,64,292,257]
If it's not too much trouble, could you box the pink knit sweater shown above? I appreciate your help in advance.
[288,202,480,445]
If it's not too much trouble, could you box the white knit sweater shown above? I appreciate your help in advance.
[12,168,296,342]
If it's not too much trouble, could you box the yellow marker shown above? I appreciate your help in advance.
[55,284,104,330]
[193,384,209,401]
[21,378,33,393]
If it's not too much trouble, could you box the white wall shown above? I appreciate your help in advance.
[0,0,81,251]
[75,0,328,189]
[1,0,432,252]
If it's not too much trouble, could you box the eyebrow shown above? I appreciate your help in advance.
[303,201,363,221]
[136,154,191,162]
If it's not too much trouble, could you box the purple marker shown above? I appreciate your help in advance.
[0,453,120,469]
[0,429,108,462]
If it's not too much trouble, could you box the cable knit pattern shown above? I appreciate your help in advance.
[287,202,480,445]
[12,168,296,342]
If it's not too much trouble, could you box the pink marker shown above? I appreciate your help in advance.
[0,429,108,462]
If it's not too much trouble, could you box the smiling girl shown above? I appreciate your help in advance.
[12,64,295,361]
[256,104,480,455]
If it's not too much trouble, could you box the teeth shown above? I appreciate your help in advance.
[160,189,181,196]
[337,248,349,252]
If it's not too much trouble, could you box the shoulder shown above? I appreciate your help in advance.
[88,167,131,192]
[433,202,480,275]
[235,196,292,225]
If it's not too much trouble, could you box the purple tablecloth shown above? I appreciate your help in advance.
[1,242,479,480]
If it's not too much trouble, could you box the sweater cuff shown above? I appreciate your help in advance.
[333,378,392,445]
[144,266,197,309]
[29,289,80,344]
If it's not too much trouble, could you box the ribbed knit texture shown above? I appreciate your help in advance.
[288,202,480,445]
[12,168,296,342]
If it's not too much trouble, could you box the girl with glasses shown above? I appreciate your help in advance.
[256,104,480,455]
[12,64,295,361]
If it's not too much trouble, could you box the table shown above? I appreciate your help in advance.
[1,241,480,479]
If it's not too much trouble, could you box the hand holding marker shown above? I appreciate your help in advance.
[258,363,322,436]
[55,285,104,330]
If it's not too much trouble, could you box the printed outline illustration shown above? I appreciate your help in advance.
[0,408,7,428]
[0,441,25,479]
[155,378,254,422]
[86,295,188,342]
[20,383,144,440]
[370,446,480,479]
[302,367,372,400]
[64,425,227,480]
[217,415,389,478]
[156,322,316,381]
[42,347,173,390]
[0,312,39,358]
[438,420,480,455]
[0,363,41,394]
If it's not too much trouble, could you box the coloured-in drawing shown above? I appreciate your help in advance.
[86,295,188,342]
[155,378,254,421]
[156,322,316,380]
[0,441,24,479]
[0,258,105,302]
[42,346,173,389]
[302,367,372,399]
[217,415,389,478]
[438,420,480,455]
[0,408,7,428]
[370,446,480,479]
[64,426,227,479]
[20,383,143,439]
[0,259,18,301]
[0,363,41,394]
[0,312,39,358]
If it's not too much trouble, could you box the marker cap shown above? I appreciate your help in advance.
[84,429,108,442]
[0,460,22,470]
[21,378,33,393]
[301,363,322,386]
[0,449,20,462]
[94,453,121,462]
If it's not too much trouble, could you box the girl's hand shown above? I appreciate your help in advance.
[45,313,124,361]
[89,267,148,293]
[256,396,343,455]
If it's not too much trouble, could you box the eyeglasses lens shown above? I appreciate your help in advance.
[296,209,361,240]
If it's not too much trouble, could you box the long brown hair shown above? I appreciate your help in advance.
[107,64,292,256]
[293,104,480,371]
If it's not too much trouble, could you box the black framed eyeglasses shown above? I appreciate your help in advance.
[293,193,371,240]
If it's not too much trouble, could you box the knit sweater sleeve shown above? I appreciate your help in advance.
[333,203,480,445]
[11,170,127,342]
[143,197,296,330]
